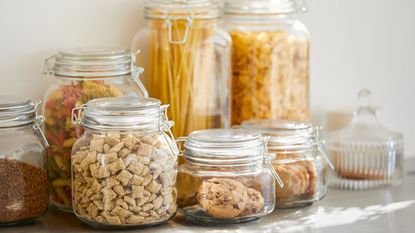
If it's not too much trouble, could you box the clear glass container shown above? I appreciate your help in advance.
[71,97,178,229]
[0,97,49,225]
[131,0,231,139]
[223,0,310,125]
[41,48,148,211]
[241,120,330,208]
[327,90,404,190]
[177,129,279,223]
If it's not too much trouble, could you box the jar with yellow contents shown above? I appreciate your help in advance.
[223,0,310,125]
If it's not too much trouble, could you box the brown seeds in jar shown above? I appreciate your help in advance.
[0,158,48,224]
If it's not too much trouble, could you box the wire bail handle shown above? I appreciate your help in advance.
[41,55,57,75]
[31,100,49,148]
[71,104,87,125]
[130,52,149,98]
[160,105,179,155]
[314,126,335,170]
[262,136,284,188]
[165,0,193,45]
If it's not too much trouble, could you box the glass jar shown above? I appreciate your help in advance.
[132,0,231,139]
[71,97,178,229]
[41,48,148,211]
[223,0,310,125]
[241,120,330,208]
[177,129,279,223]
[0,96,49,225]
[327,90,404,190]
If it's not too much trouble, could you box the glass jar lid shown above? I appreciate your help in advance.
[42,47,139,77]
[0,96,37,128]
[241,119,315,152]
[183,129,267,166]
[145,0,220,19]
[72,97,173,132]
[327,90,404,150]
[224,0,306,15]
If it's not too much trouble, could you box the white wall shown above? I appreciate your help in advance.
[0,0,414,156]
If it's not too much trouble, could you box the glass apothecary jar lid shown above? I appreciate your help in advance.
[326,89,404,189]
[224,0,306,15]
[72,97,174,132]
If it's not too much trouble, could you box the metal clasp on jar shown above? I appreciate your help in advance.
[164,0,193,45]
[262,136,284,188]
[159,104,179,156]
[130,52,149,98]
[31,100,49,148]
[314,126,335,170]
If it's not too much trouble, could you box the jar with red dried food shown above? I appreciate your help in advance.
[0,96,49,225]
[41,48,148,212]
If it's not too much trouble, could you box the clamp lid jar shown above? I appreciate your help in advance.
[42,47,147,211]
[0,96,49,225]
[241,119,331,208]
[177,129,280,224]
[70,97,178,229]
[326,90,404,190]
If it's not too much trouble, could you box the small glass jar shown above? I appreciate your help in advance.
[41,48,148,211]
[71,97,178,229]
[0,96,49,225]
[223,0,310,125]
[241,120,330,208]
[132,0,231,139]
[327,90,404,190]
[177,129,279,223]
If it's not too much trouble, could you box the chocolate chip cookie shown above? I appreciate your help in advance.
[197,178,248,218]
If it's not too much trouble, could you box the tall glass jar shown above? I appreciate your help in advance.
[241,120,330,208]
[177,129,280,223]
[0,97,49,225]
[132,0,231,139]
[223,0,310,125]
[41,48,148,212]
[71,97,178,229]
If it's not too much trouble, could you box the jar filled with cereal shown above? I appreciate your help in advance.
[241,120,332,208]
[71,97,178,228]
[0,97,49,225]
[177,129,282,223]
[223,0,310,125]
[41,48,148,211]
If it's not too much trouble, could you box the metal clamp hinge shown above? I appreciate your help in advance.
[71,105,86,125]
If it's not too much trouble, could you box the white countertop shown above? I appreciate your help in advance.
[3,159,415,233]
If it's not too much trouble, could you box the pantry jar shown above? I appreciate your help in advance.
[223,0,310,125]
[0,96,49,225]
[241,120,330,208]
[131,0,231,139]
[177,129,280,223]
[71,97,178,229]
[41,48,148,211]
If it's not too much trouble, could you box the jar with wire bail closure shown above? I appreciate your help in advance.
[241,120,333,208]
[0,97,49,225]
[41,47,148,212]
[132,0,231,139]
[70,97,178,229]
[177,129,282,223]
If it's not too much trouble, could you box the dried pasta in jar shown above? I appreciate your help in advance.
[224,0,310,125]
